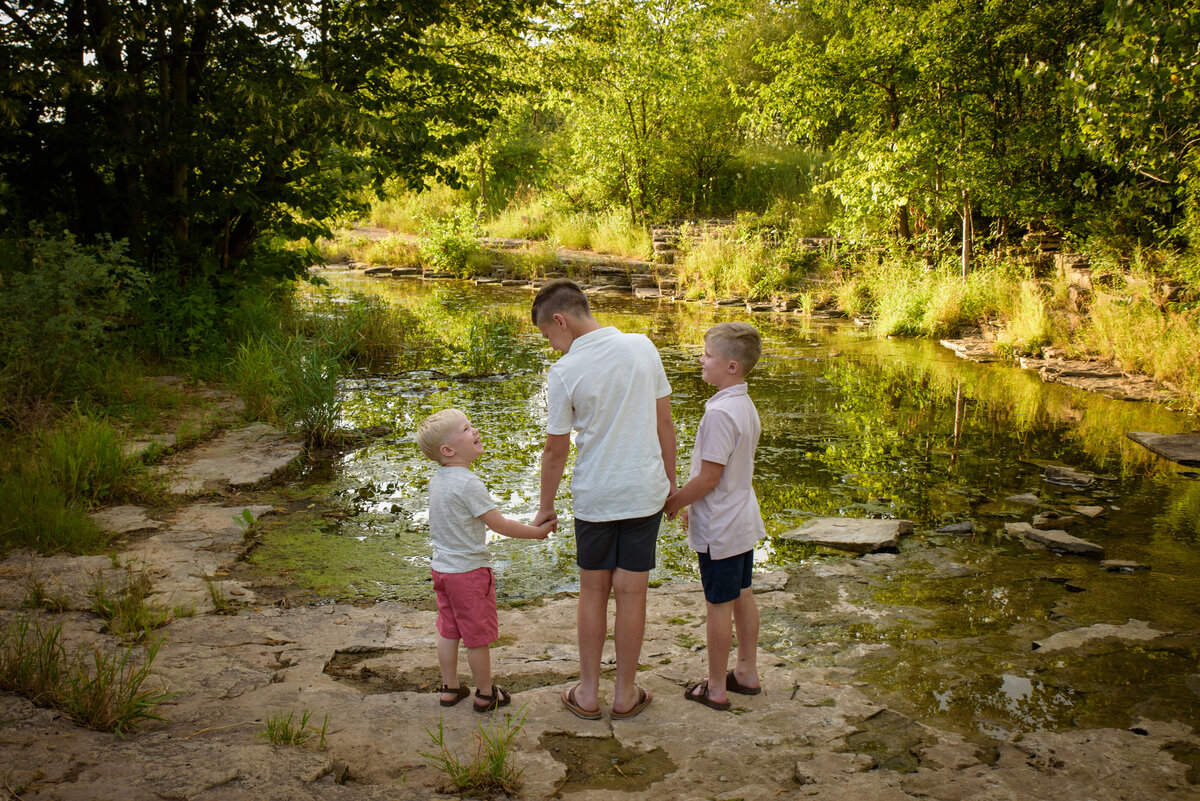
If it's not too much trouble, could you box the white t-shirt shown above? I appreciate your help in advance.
[428,465,497,573]
[687,383,765,559]
[546,326,672,522]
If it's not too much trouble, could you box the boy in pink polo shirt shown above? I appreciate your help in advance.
[665,322,766,710]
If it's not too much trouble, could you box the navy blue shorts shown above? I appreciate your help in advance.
[697,549,754,604]
[574,511,662,572]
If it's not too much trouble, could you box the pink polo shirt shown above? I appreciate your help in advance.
[686,383,766,559]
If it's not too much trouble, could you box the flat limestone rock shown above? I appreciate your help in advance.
[157,424,303,494]
[1043,465,1094,488]
[89,505,164,534]
[782,518,914,554]
[1033,619,1164,652]
[940,337,1001,363]
[1127,432,1200,467]
[1071,505,1106,518]
[1006,522,1105,558]
[1101,559,1150,572]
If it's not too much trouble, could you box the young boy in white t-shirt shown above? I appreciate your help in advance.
[664,322,766,710]
[416,408,553,712]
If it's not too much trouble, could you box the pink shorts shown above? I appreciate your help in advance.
[432,567,498,648]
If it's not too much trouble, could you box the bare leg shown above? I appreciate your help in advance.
[731,587,760,690]
[575,569,613,713]
[612,568,650,714]
[694,599,734,704]
[437,636,462,703]
[466,644,494,703]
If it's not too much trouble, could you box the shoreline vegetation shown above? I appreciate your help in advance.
[314,192,1200,413]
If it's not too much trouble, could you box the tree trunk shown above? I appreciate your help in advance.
[961,190,972,279]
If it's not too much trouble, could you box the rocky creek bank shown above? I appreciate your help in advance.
[1,414,1198,800]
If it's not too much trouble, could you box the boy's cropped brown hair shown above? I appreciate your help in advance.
[531,278,591,325]
[416,408,466,463]
[705,322,762,373]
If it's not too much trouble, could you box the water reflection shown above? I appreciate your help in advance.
[248,273,1200,736]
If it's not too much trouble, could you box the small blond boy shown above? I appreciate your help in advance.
[664,322,766,710]
[416,408,553,713]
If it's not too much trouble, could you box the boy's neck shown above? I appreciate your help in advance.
[439,455,476,469]
[710,375,746,391]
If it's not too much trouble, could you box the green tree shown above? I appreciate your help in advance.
[0,0,541,284]
[1068,0,1200,244]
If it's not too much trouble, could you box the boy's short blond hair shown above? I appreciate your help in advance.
[416,408,467,463]
[531,278,592,325]
[705,322,762,373]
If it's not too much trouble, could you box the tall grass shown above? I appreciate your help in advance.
[422,708,527,797]
[676,233,787,300]
[363,237,421,268]
[0,614,176,735]
[463,311,523,376]
[89,566,180,644]
[0,411,145,555]
[994,280,1052,357]
[486,198,554,240]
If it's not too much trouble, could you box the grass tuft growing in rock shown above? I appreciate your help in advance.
[0,614,176,735]
[257,708,329,749]
[422,707,526,798]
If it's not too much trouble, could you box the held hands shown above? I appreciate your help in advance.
[530,519,554,540]
[533,507,559,534]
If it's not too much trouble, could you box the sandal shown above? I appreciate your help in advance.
[561,685,602,721]
[474,685,511,713]
[439,684,471,707]
[726,670,762,696]
[610,686,652,720]
[684,680,731,711]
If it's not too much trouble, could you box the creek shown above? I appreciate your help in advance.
[244,271,1200,741]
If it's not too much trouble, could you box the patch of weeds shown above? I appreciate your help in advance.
[674,632,701,649]
[667,617,689,625]
[203,574,233,614]
[422,707,526,798]
[89,565,175,643]
[22,575,71,613]
[0,614,176,735]
[257,708,329,749]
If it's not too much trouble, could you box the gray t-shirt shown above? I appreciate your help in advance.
[428,465,497,573]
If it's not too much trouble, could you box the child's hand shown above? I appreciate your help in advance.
[531,520,554,540]
[534,508,558,533]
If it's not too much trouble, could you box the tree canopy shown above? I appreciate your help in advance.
[0,0,541,281]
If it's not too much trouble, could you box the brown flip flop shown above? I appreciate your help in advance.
[611,686,652,720]
[561,685,602,720]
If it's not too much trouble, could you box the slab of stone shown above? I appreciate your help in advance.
[782,518,914,554]
[1033,511,1078,530]
[1033,619,1165,652]
[1072,505,1105,518]
[1043,465,1095,488]
[1101,560,1150,573]
[157,423,303,494]
[89,505,164,534]
[1127,432,1200,467]
[1005,492,1040,505]
[935,521,975,535]
[940,337,1001,363]
[1006,522,1105,558]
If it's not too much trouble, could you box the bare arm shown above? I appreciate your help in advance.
[664,460,724,517]
[479,509,553,540]
[656,395,677,491]
[537,433,570,527]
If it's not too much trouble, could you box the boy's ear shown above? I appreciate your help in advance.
[439,442,455,459]
[727,359,740,374]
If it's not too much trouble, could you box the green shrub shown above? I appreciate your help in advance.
[363,237,421,268]
[418,206,483,277]
[0,228,148,412]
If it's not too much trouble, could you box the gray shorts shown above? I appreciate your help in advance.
[574,511,662,572]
